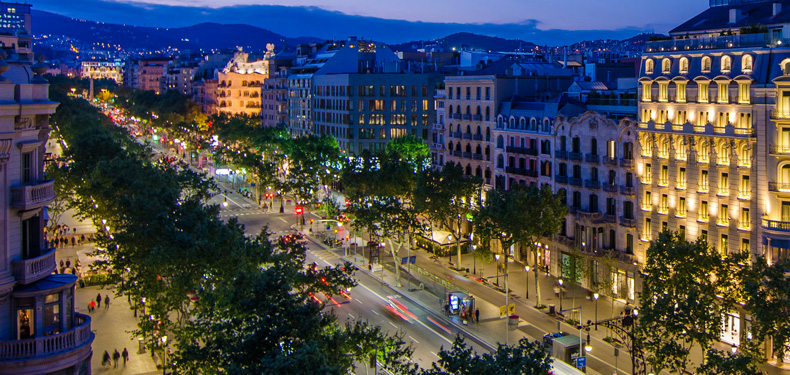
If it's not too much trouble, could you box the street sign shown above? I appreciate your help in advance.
[409,256,416,264]
[401,257,408,265]
[575,356,586,368]
[499,305,507,317]
[507,303,515,316]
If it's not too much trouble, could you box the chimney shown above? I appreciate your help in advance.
[774,2,782,16]
[729,8,738,24]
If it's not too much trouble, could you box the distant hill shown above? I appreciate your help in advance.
[32,10,321,52]
[390,32,537,52]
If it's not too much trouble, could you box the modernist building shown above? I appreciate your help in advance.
[216,50,269,117]
[0,3,93,373]
[639,0,790,357]
[80,61,123,85]
[261,57,292,128]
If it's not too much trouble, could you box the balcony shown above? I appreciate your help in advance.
[770,145,790,155]
[603,214,617,223]
[555,150,568,160]
[585,180,600,190]
[738,220,751,231]
[462,152,472,159]
[620,186,636,196]
[555,175,568,184]
[0,313,92,361]
[603,183,617,193]
[738,190,750,200]
[472,153,483,160]
[585,154,600,163]
[577,210,602,221]
[450,113,461,120]
[506,146,538,156]
[764,219,790,232]
[769,182,790,192]
[452,151,462,157]
[569,177,583,187]
[506,167,538,178]
[602,157,617,167]
[619,217,637,228]
[462,133,472,140]
[472,114,482,121]
[717,187,729,196]
[620,159,634,168]
[10,180,56,210]
[462,114,471,120]
[430,142,445,150]
[644,33,788,52]
[771,110,790,120]
[569,152,583,161]
[11,248,56,285]
[472,134,483,141]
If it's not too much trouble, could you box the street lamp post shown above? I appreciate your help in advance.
[593,292,599,330]
[494,254,500,286]
[525,265,530,299]
[558,279,564,312]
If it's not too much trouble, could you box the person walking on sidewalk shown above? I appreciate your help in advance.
[475,308,480,323]
[102,350,111,368]
[112,349,120,368]
[104,295,110,309]
[96,293,102,308]
[122,348,129,366]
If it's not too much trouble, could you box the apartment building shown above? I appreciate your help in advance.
[261,58,292,128]
[0,4,94,373]
[639,0,790,355]
[216,51,269,117]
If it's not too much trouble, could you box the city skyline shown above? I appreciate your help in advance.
[29,0,707,45]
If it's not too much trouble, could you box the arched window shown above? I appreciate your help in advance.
[497,154,504,168]
[719,142,730,164]
[623,142,634,159]
[645,59,654,74]
[721,55,732,72]
[466,125,471,134]
[466,105,471,115]
[465,144,472,153]
[590,138,598,155]
[476,106,481,115]
[465,165,472,175]
[485,127,490,141]
[475,145,482,154]
[476,126,481,135]
[485,145,490,156]
[456,105,461,115]
[530,118,537,130]
[455,143,461,152]
[485,168,491,179]
[701,56,712,72]
[497,135,504,148]
[679,57,689,74]
[519,117,526,129]
[448,141,453,150]
[742,55,753,72]
[485,106,491,120]
[497,116,504,128]
[739,144,750,167]
[509,117,515,128]
[475,166,482,177]
[448,106,453,115]
[543,119,550,132]
[607,140,616,158]
[662,58,671,74]
[699,141,709,162]
[782,165,790,185]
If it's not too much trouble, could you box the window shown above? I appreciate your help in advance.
[741,238,750,252]
[701,230,708,243]
[719,234,729,256]
[678,197,686,217]
[719,204,729,226]
[607,198,616,215]
[742,55,753,72]
[741,208,750,230]
[738,83,750,104]
[721,56,732,72]
[698,82,709,103]
[700,170,709,192]
[624,201,634,219]
[643,163,652,184]
[626,234,634,254]
[645,59,654,74]
[679,225,686,240]
[643,218,652,240]
[607,140,615,158]
[718,83,729,103]
[642,82,652,102]
[740,176,750,199]
[677,83,686,102]
[699,141,709,162]
[659,83,668,102]
[21,151,33,184]
[662,58,671,74]
[678,167,686,189]
[702,56,712,72]
[679,57,689,74]
[659,194,668,214]
[700,201,709,222]
[720,173,729,195]
[660,165,668,186]
[591,138,598,155]
[643,191,652,211]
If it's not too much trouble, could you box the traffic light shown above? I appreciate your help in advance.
[295,206,303,215]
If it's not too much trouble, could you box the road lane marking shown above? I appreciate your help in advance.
[389,321,398,329]
[409,336,419,344]
[430,351,440,358]
[278,217,287,223]
[348,313,355,320]
[371,310,379,316]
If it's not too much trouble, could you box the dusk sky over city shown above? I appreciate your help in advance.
[30,0,709,42]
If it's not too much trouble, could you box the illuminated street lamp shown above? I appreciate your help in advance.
[494,254,500,286]
[525,265,530,299]
[558,279,564,312]
[593,292,599,330]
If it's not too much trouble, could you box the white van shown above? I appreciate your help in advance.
[550,358,585,375]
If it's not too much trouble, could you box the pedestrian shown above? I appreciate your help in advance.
[96,293,102,308]
[90,300,96,312]
[112,349,120,368]
[80,234,85,243]
[122,348,129,366]
[475,308,480,323]
[71,237,75,246]
[65,259,70,268]
[87,302,92,313]
[59,259,64,268]
[102,350,111,368]
[105,295,110,309]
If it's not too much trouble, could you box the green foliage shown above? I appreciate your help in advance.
[414,162,483,266]
[739,24,768,35]
[636,231,749,374]
[285,134,342,205]
[741,257,790,361]
[423,336,553,375]
[696,346,763,375]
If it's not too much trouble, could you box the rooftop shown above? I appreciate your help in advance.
[645,33,788,53]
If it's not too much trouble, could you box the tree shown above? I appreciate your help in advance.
[741,257,790,363]
[422,336,553,375]
[414,162,483,268]
[285,134,341,205]
[636,231,748,374]
[474,184,565,307]
[44,162,77,233]
[561,247,588,318]
[696,347,762,375]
